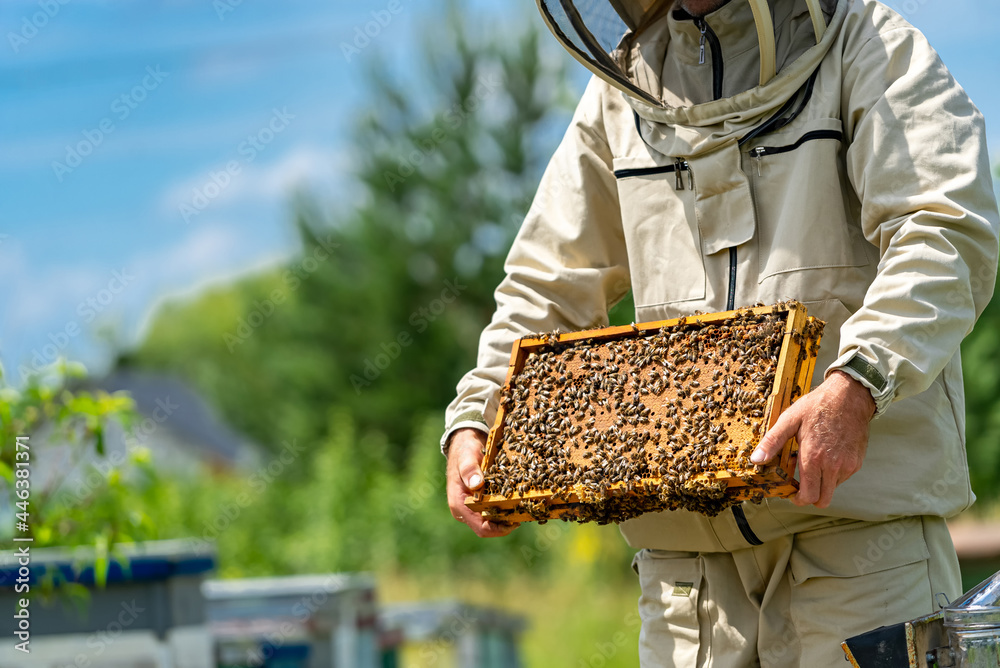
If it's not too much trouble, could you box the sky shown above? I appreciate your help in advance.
[1,0,999,384]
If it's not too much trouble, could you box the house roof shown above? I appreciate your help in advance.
[86,369,258,466]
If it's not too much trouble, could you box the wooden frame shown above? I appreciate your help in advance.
[466,302,823,523]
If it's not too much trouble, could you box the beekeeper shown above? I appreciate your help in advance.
[442,0,1000,664]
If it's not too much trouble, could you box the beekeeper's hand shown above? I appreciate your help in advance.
[750,370,876,508]
[447,428,520,537]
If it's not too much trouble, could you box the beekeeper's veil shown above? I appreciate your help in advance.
[535,0,845,123]
[535,0,849,274]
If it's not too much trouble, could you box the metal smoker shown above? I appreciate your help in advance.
[843,569,1000,667]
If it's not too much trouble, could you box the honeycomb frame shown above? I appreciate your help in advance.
[465,302,824,524]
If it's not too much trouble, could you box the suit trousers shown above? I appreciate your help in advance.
[631,515,962,667]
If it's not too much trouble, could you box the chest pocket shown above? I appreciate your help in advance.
[748,118,872,281]
[612,156,707,308]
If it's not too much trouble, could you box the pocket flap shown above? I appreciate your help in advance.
[790,519,929,584]
[688,143,756,256]
[611,156,706,307]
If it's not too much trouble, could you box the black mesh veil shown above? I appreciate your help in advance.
[538,0,836,108]
[538,0,663,105]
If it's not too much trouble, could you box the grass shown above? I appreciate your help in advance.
[378,498,1000,666]
[379,523,642,668]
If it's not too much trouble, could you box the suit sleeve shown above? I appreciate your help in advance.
[441,77,631,451]
[830,11,1000,414]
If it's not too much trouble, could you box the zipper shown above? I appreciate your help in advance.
[738,69,822,149]
[701,8,761,542]
[694,17,724,100]
[726,247,737,310]
[674,158,690,190]
[738,93,800,148]
[669,26,821,550]
[614,160,692,190]
[751,147,764,176]
[750,129,844,176]
[728,154,759,543]
[698,22,707,65]
[732,506,764,546]
[649,12,762,547]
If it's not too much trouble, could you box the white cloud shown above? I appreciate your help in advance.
[0,237,27,281]
[133,220,291,300]
[1,141,342,375]
[151,223,243,279]
[158,145,344,219]
[188,51,280,88]
[0,113,319,175]
[0,238,107,326]
[0,218,297,377]
[130,220,295,343]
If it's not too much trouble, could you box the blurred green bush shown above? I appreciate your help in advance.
[0,361,157,579]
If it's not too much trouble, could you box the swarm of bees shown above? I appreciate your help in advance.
[469,302,824,525]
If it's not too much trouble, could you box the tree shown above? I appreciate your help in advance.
[124,6,578,461]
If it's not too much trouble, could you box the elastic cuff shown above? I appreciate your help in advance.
[827,351,893,418]
[440,411,489,456]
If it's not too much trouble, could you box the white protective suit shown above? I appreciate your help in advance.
[443,0,1000,663]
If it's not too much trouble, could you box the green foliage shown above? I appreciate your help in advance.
[963,286,1000,502]
[0,361,157,553]
[384,566,641,668]
[114,6,644,596]
[123,9,575,462]
[92,5,613,590]
[128,407,640,666]
[135,410,595,580]
[960,163,1000,503]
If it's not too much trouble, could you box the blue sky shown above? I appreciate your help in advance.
[1,0,998,383]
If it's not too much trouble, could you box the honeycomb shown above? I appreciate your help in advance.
[466,303,824,524]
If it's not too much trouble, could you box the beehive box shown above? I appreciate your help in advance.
[466,302,824,524]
